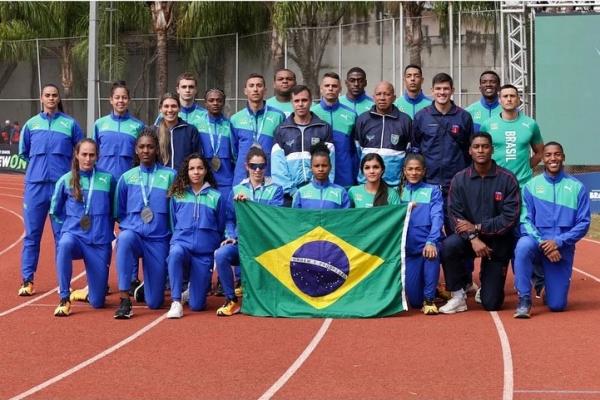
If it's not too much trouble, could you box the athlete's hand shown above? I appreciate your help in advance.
[422,244,437,260]
[471,237,492,259]
[234,193,249,201]
[220,238,237,247]
[456,219,476,234]
[546,249,562,263]
[540,240,559,255]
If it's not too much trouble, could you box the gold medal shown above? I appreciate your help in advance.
[211,156,221,171]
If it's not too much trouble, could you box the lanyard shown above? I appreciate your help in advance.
[139,164,157,207]
[251,105,268,143]
[207,116,222,156]
[83,169,95,215]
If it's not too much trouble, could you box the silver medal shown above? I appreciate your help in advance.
[80,215,92,231]
[211,156,221,171]
[140,206,154,224]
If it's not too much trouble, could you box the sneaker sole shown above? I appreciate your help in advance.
[513,312,531,319]
[167,314,183,319]
[440,305,468,314]
[114,313,133,319]
[54,311,70,317]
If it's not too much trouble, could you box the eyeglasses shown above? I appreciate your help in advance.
[248,163,267,171]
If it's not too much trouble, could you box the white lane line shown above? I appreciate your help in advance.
[0,205,24,256]
[0,193,24,199]
[0,271,86,317]
[8,313,167,400]
[582,237,600,245]
[490,311,514,400]
[515,389,600,394]
[574,267,600,284]
[258,318,332,400]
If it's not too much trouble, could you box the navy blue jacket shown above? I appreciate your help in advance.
[447,161,520,238]
[354,105,412,186]
[150,118,202,171]
[411,102,474,189]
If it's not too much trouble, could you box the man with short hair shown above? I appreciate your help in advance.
[271,85,335,205]
[466,71,502,132]
[311,72,357,187]
[266,68,297,118]
[513,142,590,318]
[354,81,412,186]
[439,132,520,313]
[155,72,206,129]
[394,64,431,119]
[481,84,544,187]
[230,73,285,185]
[339,67,374,115]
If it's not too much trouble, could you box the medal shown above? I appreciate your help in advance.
[141,206,154,224]
[80,215,91,231]
[211,156,221,171]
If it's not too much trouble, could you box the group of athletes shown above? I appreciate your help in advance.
[15,64,590,320]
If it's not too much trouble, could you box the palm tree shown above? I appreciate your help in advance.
[0,3,88,100]
[148,1,175,98]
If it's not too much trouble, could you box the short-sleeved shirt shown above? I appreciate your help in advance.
[266,97,293,118]
[348,184,401,208]
[481,112,543,186]
[465,97,501,133]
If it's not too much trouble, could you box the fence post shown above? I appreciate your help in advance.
[87,1,98,137]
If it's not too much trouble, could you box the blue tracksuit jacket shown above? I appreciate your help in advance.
[230,102,285,184]
[196,114,235,193]
[19,111,84,183]
[94,111,145,180]
[292,180,350,209]
[400,182,444,254]
[149,118,202,172]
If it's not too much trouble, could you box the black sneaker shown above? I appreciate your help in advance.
[114,297,133,319]
[214,281,224,297]
[128,279,141,297]
[134,281,145,303]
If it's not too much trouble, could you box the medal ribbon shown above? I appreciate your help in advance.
[139,164,157,207]
[207,115,222,157]
[251,104,268,144]
[83,169,96,216]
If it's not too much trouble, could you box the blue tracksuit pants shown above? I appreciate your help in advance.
[215,243,240,300]
[167,243,213,311]
[514,235,574,312]
[21,182,62,282]
[405,249,441,309]
[56,233,110,308]
[116,230,168,309]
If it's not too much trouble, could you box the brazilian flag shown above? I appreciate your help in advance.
[236,201,408,318]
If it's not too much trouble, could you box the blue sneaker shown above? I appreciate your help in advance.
[513,296,532,319]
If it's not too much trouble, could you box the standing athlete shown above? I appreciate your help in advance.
[266,68,297,117]
[339,67,374,116]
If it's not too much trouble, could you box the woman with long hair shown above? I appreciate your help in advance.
[154,92,202,171]
[214,146,284,317]
[94,81,145,180]
[292,142,350,209]
[113,129,176,319]
[348,153,401,207]
[17,83,84,296]
[50,139,115,316]
[165,154,226,318]
[397,153,444,315]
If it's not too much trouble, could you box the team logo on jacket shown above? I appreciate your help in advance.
[450,125,460,136]
[535,185,545,194]
[494,191,503,201]
[390,134,400,145]
[311,137,321,146]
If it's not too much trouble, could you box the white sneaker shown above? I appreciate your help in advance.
[439,293,467,314]
[181,288,190,305]
[167,301,183,319]
[465,282,479,296]
[475,288,482,304]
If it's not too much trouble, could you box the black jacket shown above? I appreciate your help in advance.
[447,161,520,237]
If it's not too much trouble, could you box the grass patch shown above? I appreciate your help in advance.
[587,214,600,240]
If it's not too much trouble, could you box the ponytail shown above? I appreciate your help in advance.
[70,138,98,202]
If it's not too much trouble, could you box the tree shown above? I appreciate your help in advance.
[148,1,175,99]
[270,2,373,95]
[0,3,88,100]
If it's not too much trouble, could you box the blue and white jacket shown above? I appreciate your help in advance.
[292,179,350,209]
[399,182,444,254]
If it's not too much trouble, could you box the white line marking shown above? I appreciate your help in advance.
[0,206,24,256]
[0,193,24,199]
[8,313,167,400]
[0,271,86,317]
[515,389,600,394]
[582,237,600,245]
[574,267,600,284]
[258,318,332,400]
[490,311,514,400]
